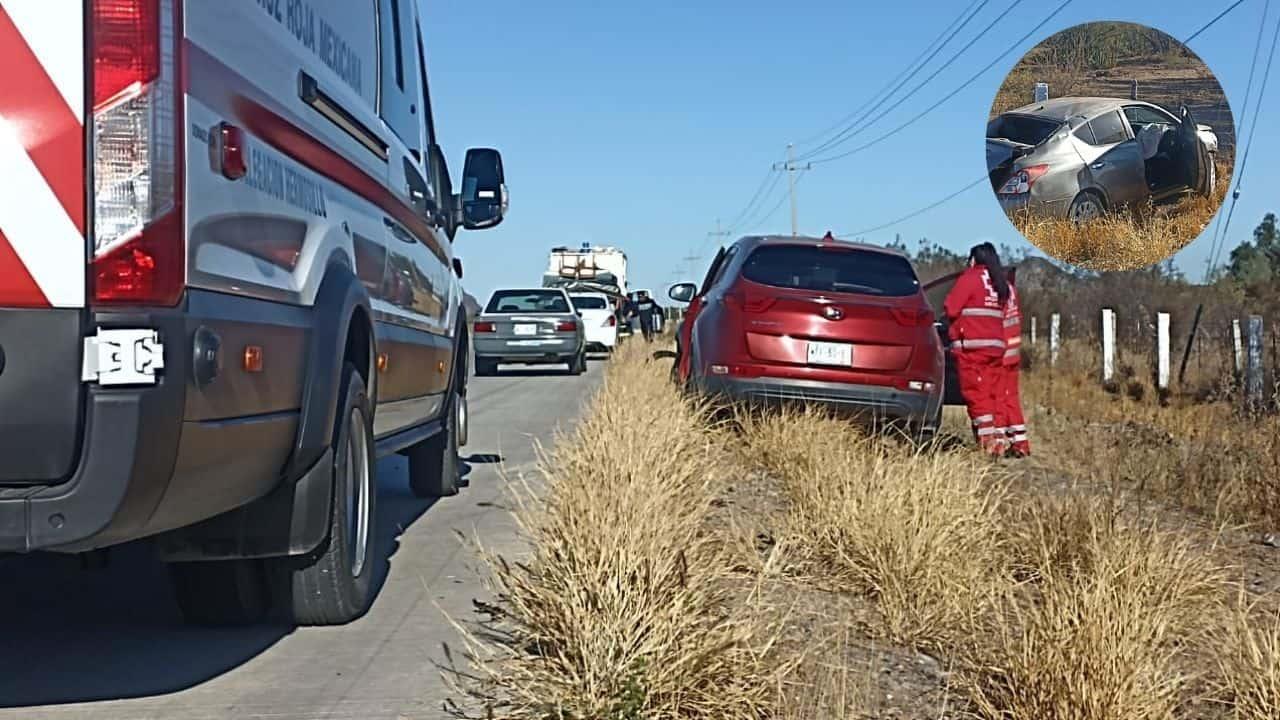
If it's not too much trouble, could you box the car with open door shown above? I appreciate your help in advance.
[987,97,1216,221]
[669,235,946,440]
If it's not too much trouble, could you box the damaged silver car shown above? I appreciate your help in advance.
[987,97,1217,222]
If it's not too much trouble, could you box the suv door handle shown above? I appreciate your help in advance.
[1090,161,1106,170]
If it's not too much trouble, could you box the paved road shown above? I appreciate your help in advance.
[0,360,604,719]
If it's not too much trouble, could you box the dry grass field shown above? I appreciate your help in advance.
[1010,164,1231,272]
[446,339,1280,719]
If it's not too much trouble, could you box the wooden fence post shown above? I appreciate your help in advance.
[1157,312,1171,390]
[1102,308,1116,384]
[1050,313,1060,368]
[1178,303,1204,385]
[1246,315,1265,413]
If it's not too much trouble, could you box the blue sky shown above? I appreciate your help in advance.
[422,0,1279,300]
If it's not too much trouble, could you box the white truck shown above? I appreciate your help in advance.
[542,244,629,301]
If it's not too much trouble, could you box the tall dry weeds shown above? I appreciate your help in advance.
[740,409,1008,648]
[1216,598,1280,719]
[963,503,1226,720]
[445,343,783,720]
[1013,184,1228,273]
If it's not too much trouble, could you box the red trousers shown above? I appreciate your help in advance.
[994,363,1030,455]
[954,351,1006,456]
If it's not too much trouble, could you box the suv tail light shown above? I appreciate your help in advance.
[724,290,777,313]
[997,164,1049,195]
[474,321,496,333]
[605,315,617,327]
[891,307,935,327]
[91,0,184,306]
[556,320,578,332]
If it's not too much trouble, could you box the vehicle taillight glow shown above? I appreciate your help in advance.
[92,0,183,306]
[92,0,160,109]
[556,320,578,332]
[474,322,496,333]
[605,315,617,327]
[997,164,1049,195]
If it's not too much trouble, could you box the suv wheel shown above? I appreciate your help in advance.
[407,385,461,498]
[267,362,378,625]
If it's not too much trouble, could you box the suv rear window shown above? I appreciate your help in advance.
[571,295,608,310]
[987,114,1061,146]
[486,290,570,313]
[741,245,920,297]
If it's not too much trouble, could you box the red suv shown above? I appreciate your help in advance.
[670,235,950,438]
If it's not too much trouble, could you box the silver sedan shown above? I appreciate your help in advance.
[473,288,587,376]
[987,97,1217,221]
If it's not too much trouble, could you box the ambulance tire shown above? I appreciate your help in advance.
[268,363,378,626]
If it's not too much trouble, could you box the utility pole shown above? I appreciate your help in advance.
[773,144,811,237]
[707,217,731,247]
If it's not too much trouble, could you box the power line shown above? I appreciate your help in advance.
[837,175,989,237]
[798,0,1020,163]
[1209,2,1280,275]
[748,173,807,234]
[722,168,776,235]
[1204,0,1268,275]
[1185,0,1250,44]
[807,0,1075,166]
[796,0,992,160]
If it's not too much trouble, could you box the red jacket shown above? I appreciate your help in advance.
[1002,281,1022,366]
[943,265,1005,357]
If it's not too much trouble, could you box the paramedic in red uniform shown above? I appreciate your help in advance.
[999,272,1031,457]
[943,243,1010,456]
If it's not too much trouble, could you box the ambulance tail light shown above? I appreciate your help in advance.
[91,0,184,306]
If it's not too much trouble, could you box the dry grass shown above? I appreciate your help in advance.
[444,341,785,719]
[1216,599,1280,719]
[1022,340,1280,526]
[1011,171,1230,272]
[450,333,1280,719]
[964,501,1226,720]
[740,409,1007,649]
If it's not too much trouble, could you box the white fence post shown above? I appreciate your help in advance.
[1030,316,1037,345]
[1157,312,1170,390]
[1050,313,1060,368]
[1102,308,1116,383]
[1233,318,1244,374]
[1246,315,1265,412]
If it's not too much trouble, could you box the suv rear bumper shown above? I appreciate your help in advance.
[700,375,937,422]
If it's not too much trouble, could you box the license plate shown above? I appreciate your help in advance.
[807,341,853,367]
[513,324,538,336]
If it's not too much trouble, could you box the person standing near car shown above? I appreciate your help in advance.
[998,273,1031,457]
[944,242,1010,457]
[636,291,660,342]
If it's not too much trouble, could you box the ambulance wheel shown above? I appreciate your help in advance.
[407,385,461,499]
[268,362,378,625]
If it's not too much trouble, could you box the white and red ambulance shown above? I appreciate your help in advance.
[0,0,509,626]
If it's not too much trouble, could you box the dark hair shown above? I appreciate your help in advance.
[969,242,1009,304]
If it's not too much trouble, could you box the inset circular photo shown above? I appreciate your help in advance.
[986,21,1234,271]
